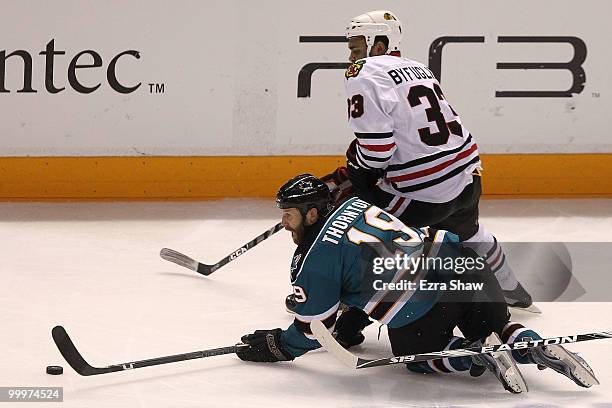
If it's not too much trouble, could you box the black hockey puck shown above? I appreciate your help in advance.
[46,365,63,375]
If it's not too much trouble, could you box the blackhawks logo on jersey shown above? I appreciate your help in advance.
[345,60,365,79]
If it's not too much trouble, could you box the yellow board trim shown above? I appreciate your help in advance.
[0,154,611,200]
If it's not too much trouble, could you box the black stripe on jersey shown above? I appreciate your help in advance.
[355,131,394,140]
[356,149,385,170]
[391,156,480,193]
[369,275,422,321]
[293,313,337,335]
[387,134,473,172]
[357,148,392,163]
[369,241,438,322]
[355,153,374,170]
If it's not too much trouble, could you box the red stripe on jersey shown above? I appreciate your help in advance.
[358,142,396,152]
[386,143,478,182]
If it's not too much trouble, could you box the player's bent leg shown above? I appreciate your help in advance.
[431,176,536,312]
[462,224,535,311]
[388,302,475,374]
[389,315,525,393]
[388,278,529,393]
[452,249,511,341]
[448,262,528,393]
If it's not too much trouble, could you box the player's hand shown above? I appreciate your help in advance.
[345,138,359,165]
[236,329,294,362]
[321,166,353,205]
[333,307,372,349]
[345,139,383,197]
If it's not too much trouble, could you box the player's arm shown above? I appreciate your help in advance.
[321,166,353,205]
[345,74,398,196]
[236,253,341,362]
[280,256,341,358]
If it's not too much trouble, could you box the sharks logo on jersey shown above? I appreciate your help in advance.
[290,254,302,275]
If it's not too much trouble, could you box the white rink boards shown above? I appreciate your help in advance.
[1,0,611,156]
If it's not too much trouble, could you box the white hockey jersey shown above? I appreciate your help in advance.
[344,55,481,203]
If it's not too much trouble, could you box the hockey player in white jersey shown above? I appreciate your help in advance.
[324,10,534,311]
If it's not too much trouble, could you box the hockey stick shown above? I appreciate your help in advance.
[160,222,283,276]
[310,320,612,370]
[52,326,246,376]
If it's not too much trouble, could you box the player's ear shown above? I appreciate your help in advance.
[374,41,388,55]
[305,207,319,226]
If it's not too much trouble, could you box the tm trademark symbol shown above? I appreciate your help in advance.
[148,83,165,94]
[592,92,600,98]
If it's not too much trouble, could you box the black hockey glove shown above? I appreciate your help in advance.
[236,329,294,362]
[321,166,354,205]
[346,139,383,202]
[333,307,373,349]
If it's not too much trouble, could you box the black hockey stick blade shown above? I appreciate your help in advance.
[311,320,612,370]
[160,222,283,276]
[52,325,247,376]
[52,325,114,376]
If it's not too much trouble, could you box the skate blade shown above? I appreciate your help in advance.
[509,303,542,314]
[546,345,600,387]
[486,333,529,394]
[494,350,529,394]
[503,364,529,394]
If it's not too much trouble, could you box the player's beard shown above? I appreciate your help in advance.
[286,223,305,245]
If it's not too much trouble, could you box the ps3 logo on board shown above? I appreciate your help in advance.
[297,35,587,98]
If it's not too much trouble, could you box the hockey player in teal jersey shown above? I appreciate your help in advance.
[236,174,599,394]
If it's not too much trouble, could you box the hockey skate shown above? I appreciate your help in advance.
[528,341,599,388]
[469,333,529,394]
[504,282,541,314]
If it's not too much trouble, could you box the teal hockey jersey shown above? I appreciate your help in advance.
[280,197,460,358]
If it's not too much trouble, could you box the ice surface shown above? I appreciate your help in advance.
[1,199,611,407]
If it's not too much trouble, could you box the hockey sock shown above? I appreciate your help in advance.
[405,336,473,374]
[500,322,542,364]
[463,225,519,291]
